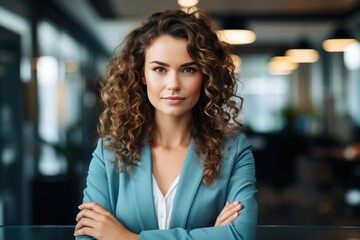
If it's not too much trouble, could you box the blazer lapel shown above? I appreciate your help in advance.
[170,139,203,228]
[130,144,159,230]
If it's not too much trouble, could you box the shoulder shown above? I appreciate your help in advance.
[92,138,116,165]
[93,138,108,157]
[89,138,123,180]
[222,131,254,166]
[92,137,148,170]
[224,131,252,151]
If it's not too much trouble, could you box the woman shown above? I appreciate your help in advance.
[74,9,257,240]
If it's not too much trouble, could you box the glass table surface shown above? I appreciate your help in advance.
[0,225,359,240]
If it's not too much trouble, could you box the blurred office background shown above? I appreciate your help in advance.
[0,0,359,228]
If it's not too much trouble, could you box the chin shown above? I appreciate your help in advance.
[158,109,192,118]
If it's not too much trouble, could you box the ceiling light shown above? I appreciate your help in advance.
[285,39,319,63]
[216,16,256,45]
[286,49,319,63]
[216,29,256,45]
[177,0,198,8]
[268,56,298,75]
[285,49,319,63]
[323,39,357,52]
[270,56,298,70]
[268,63,293,75]
[322,27,358,52]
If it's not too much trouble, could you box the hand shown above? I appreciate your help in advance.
[74,202,138,240]
[215,201,242,226]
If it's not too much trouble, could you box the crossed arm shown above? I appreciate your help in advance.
[74,200,242,239]
[74,136,257,240]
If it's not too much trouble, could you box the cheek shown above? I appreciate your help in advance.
[143,73,155,91]
[188,79,203,97]
[145,81,161,99]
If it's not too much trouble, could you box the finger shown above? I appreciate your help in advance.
[220,201,241,219]
[216,202,235,222]
[78,202,100,210]
[217,201,232,218]
[216,202,241,225]
[75,217,96,232]
[216,207,240,226]
[74,226,96,238]
[76,209,101,222]
[79,202,108,216]
[222,212,239,225]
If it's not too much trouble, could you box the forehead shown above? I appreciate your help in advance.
[145,35,193,62]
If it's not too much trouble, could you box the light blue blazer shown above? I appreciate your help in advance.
[77,132,258,239]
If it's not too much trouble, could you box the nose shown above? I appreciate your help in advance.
[167,72,181,91]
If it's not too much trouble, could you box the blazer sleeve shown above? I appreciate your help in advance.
[139,134,258,240]
[76,139,115,240]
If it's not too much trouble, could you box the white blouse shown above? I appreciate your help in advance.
[152,175,180,230]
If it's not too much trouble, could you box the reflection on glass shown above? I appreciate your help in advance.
[37,56,62,175]
[344,42,360,70]
[37,56,59,143]
[0,105,16,166]
[38,144,67,176]
[242,77,289,132]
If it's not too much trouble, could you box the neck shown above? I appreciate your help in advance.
[152,114,192,149]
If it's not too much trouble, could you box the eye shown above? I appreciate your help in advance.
[153,67,166,73]
[182,67,197,74]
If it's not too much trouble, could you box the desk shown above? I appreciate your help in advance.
[257,225,360,239]
[0,225,359,239]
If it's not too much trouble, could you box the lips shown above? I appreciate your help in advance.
[161,96,186,104]
[162,96,185,100]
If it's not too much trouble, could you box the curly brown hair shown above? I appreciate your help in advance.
[98,9,243,185]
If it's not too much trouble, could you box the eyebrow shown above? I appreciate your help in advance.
[149,61,198,67]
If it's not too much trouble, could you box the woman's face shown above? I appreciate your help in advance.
[143,35,203,120]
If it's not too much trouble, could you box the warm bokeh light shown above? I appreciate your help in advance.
[268,56,298,75]
[177,0,198,7]
[64,61,78,74]
[285,49,319,63]
[216,29,256,45]
[322,38,358,52]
